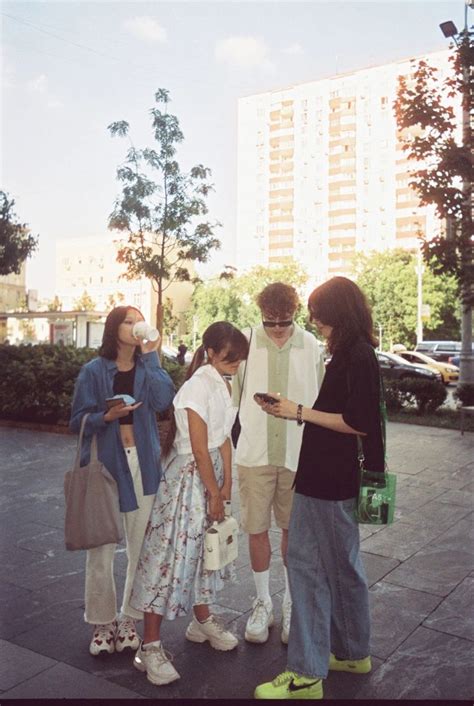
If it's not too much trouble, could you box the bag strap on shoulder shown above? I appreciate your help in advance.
[236,328,253,415]
[74,413,99,469]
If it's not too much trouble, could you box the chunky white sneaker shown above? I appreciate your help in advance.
[245,599,274,643]
[133,641,180,685]
[281,601,292,645]
[185,615,238,651]
[89,621,116,656]
[115,617,140,652]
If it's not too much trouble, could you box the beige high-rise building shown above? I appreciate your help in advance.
[236,50,457,284]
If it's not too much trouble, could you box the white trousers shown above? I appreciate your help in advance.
[84,447,155,625]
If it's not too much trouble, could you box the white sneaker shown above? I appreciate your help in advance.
[281,601,292,644]
[245,599,274,643]
[115,617,140,652]
[89,621,116,656]
[133,640,180,685]
[186,615,238,651]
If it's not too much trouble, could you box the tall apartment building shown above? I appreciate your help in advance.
[236,50,457,284]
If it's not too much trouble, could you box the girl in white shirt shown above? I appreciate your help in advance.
[130,321,249,686]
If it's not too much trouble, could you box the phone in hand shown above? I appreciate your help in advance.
[254,392,278,405]
[105,394,136,410]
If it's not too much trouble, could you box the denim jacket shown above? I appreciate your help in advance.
[69,352,175,512]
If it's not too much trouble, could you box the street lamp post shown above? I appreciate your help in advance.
[439,2,474,390]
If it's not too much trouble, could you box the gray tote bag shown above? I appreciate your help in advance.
[64,414,123,551]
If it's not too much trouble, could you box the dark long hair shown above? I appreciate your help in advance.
[162,322,249,457]
[99,306,144,360]
[308,277,377,355]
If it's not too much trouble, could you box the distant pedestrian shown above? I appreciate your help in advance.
[177,340,187,366]
[254,276,384,700]
[69,306,175,658]
[130,321,249,686]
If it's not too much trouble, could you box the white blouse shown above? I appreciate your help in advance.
[173,364,237,454]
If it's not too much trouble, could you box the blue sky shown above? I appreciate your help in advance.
[1,0,466,298]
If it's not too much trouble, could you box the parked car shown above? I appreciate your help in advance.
[376,351,443,382]
[396,350,459,385]
[414,341,462,362]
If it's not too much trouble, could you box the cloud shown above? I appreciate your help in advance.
[47,98,63,109]
[283,42,304,56]
[123,16,167,43]
[215,36,274,72]
[27,74,48,93]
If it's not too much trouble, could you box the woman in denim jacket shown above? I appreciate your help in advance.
[70,306,174,658]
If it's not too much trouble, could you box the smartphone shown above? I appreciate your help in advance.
[105,394,136,409]
[254,392,278,405]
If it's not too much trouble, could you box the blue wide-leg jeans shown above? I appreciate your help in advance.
[286,492,370,679]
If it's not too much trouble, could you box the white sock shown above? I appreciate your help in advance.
[283,566,292,606]
[143,639,161,649]
[253,569,272,605]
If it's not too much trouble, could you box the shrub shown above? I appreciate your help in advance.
[453,383,474,407]
[0,344,185,425]
[384,377,447,415]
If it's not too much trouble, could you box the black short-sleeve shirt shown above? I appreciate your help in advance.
[294,338,384,501]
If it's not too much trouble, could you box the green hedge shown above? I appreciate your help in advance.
[384,378,447,415]
[0,344,184,425]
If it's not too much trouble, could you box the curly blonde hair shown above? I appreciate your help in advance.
[256,282,299,318]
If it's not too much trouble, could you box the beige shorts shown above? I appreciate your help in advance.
[237,464,295,534]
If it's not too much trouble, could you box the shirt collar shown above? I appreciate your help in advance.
[256,323,304,350]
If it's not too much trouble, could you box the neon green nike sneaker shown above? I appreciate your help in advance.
[329,653,372,674]
[254,670,323,699]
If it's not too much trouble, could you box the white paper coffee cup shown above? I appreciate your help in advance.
[132,321,159,342]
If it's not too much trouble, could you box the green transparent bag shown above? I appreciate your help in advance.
[355,364,397,525]
[356,468,397,525]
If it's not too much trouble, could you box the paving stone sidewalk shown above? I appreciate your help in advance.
[0,422,472,701]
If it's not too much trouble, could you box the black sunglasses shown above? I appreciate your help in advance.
[262,320,293,328]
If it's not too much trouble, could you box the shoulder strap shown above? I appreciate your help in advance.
[236,328,253,414]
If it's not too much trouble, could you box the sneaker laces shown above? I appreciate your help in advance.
[145,642,175,666]
[249,599,271,627]
[93,621,116,640]
[205,616,227,633]
[271,671,296,687]
[117,617,136,636]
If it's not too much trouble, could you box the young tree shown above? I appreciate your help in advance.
[47,296,63,312]
[0,191,38,276]
[353,249,459,349]
[74,290,96,312]
[108,88,220,337]
[163,297,180,341]
[394,26,473,387]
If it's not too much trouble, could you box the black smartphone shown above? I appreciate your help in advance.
[105,398,126,410]
[254,392,278,405]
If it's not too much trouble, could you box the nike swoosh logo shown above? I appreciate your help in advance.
[288,679,320,692]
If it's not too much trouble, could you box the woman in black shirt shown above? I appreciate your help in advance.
[254,277,383,700]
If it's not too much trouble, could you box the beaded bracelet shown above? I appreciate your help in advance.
[296,404,304,426]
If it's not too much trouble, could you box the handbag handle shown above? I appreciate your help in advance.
[236,328,253,414]
[74,413,100,470]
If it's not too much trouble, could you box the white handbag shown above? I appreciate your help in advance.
[204,503,239,571]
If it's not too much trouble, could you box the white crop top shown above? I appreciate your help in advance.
[173,364,237,454]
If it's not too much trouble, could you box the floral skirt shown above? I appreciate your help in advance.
[130,448,235,620]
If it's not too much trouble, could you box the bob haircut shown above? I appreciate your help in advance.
[308,276,377,354]
[256,282,299,319]
[99,305,144,360]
